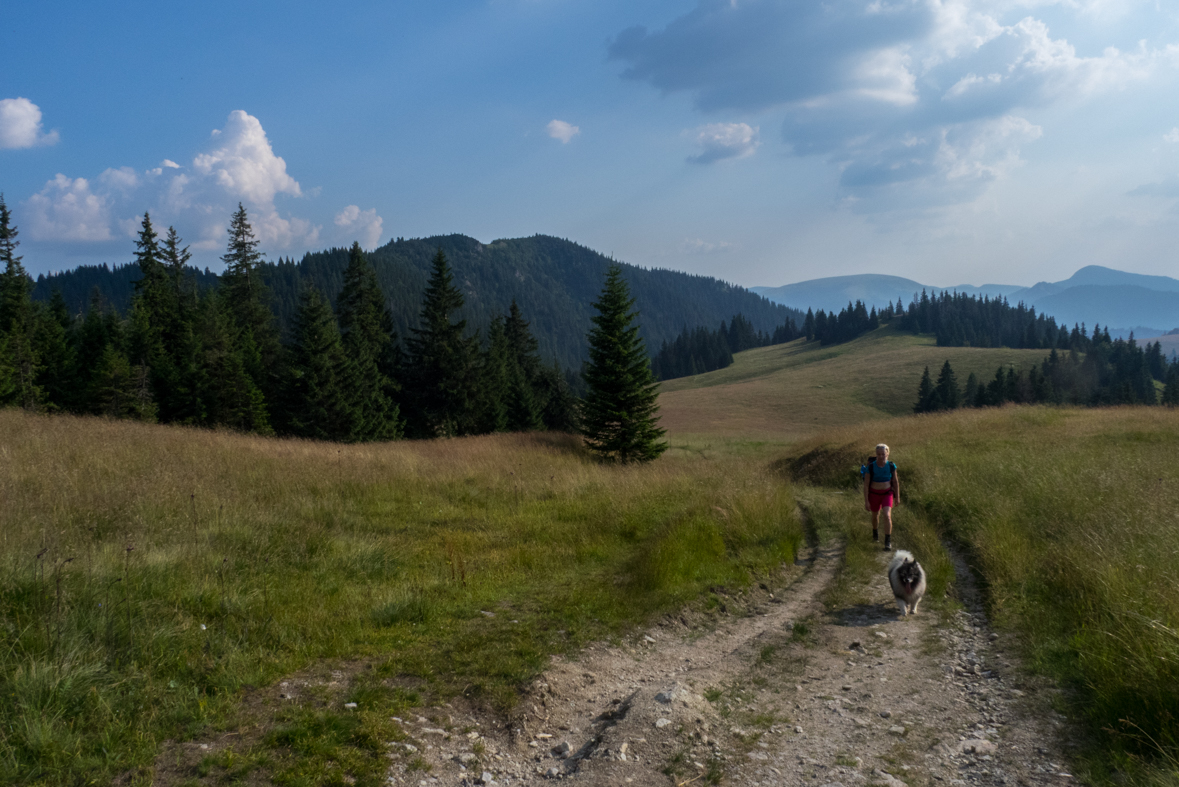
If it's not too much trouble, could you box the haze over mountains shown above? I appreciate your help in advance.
[753,266,1179,338]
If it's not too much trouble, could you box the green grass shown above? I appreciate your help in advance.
[658,325,1051,444]
[786,406,1179,784]
[0,409,804,786]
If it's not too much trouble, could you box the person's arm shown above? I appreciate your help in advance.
[891,468,900,505]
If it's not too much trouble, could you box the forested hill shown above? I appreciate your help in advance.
[33,234,802,371]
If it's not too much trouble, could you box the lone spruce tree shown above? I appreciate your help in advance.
[580,264,665,463]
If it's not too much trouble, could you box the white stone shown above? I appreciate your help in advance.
[655,718,673,728]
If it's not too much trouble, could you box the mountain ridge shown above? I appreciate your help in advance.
[31,233,804,373]
[753,265,1179,335]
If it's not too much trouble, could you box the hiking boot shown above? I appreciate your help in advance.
[872,529,879,542]
[883,535,893,551]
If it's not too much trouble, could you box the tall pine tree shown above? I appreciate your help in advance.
[580,264,666,463]
[335,242,401,440]
[220,204,281,399]
[282,286,353,440]
[0,195,43,410]
[403,249,479,437]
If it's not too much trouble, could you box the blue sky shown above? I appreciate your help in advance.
[4,0,1179,288]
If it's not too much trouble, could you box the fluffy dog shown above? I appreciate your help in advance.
[887,550,927,616]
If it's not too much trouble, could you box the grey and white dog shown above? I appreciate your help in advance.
[887,550,927,616]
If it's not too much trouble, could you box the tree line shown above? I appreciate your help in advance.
[915,330,1179,413]
[650,313,800,381]
[802,299,900,346]
[0,199,578,441]
[897,288,1092,349]
[32,232,803,375]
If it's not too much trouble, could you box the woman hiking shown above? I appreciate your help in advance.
[863,443,900,551]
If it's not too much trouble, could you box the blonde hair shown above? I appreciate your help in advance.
[875,443,890,453]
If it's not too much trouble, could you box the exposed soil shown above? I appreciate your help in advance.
[384,537,1079,787]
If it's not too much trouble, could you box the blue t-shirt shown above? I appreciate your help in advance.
[863,461,896,483]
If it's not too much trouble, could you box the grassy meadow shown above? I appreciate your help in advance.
[782,407,1179,781]
[0,410,803,786]
[658,327,1179,781]
[658,325,1049,444]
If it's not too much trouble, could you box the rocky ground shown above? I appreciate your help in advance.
[383,539,1078,787]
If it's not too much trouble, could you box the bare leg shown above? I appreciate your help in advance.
[880,506,893,536]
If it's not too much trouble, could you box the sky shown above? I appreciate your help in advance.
[3,0,1179,289]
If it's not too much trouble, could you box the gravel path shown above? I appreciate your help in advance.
[385,539,1078,787]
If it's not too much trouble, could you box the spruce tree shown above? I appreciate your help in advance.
[194,292,271,434]
[503,300,544,430]
[963,372,979,409]
[914,366,937,413]
[476,315,510,433]
[335,242,401,440]
[403,249,479,437]
[159,226,203,424]
[536,361,578,432]
[220,204,281,396]
[0,197,42,410]
[934,359,960,410]
[580,264,666,463]
[283,286,353,440]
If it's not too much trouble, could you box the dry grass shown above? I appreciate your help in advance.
[0,409,803,786]
[785,405,1179,783]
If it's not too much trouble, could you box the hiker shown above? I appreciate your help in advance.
[863,443,900,551]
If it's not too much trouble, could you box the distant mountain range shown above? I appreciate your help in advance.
[753,265,1179,337]
[32,234,802,372]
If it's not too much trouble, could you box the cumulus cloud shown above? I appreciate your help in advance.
[611,0,1165,202]
[25,110,321,253]
[0,98,59,149]
[546,119,581,143]
[334,205,384,249]
[193,110,301,204]
[26,175,112,242]
[688,122,760,163]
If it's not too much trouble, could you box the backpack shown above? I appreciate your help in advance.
[862,458,895,483]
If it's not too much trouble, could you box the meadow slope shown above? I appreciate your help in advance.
[657,326,1050,443]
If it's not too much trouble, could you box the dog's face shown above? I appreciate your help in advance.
[895,559,923,593]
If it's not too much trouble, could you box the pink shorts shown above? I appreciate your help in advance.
[868,488,893,512]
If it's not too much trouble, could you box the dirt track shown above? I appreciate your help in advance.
[384,534,1077,787]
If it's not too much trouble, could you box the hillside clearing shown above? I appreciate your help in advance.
[657,327,1051,443]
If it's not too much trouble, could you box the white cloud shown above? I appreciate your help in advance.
[546,119,581,143]
[192,110,301,205]
[0,98,59,149]
[26,175,112,241]
[1165,128,1179,143]
[99,167,140,191]
[334,205,384,249]
[21,110,321,254]
[689,122,760,163]
[613,0,1170,203]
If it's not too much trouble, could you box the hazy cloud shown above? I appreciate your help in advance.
[1165,128,1179,143]
[612,0,1164,201]
[546,119,581,143]
[688,122,760,163]
[334,205,384,249]
[0,98,59,149]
